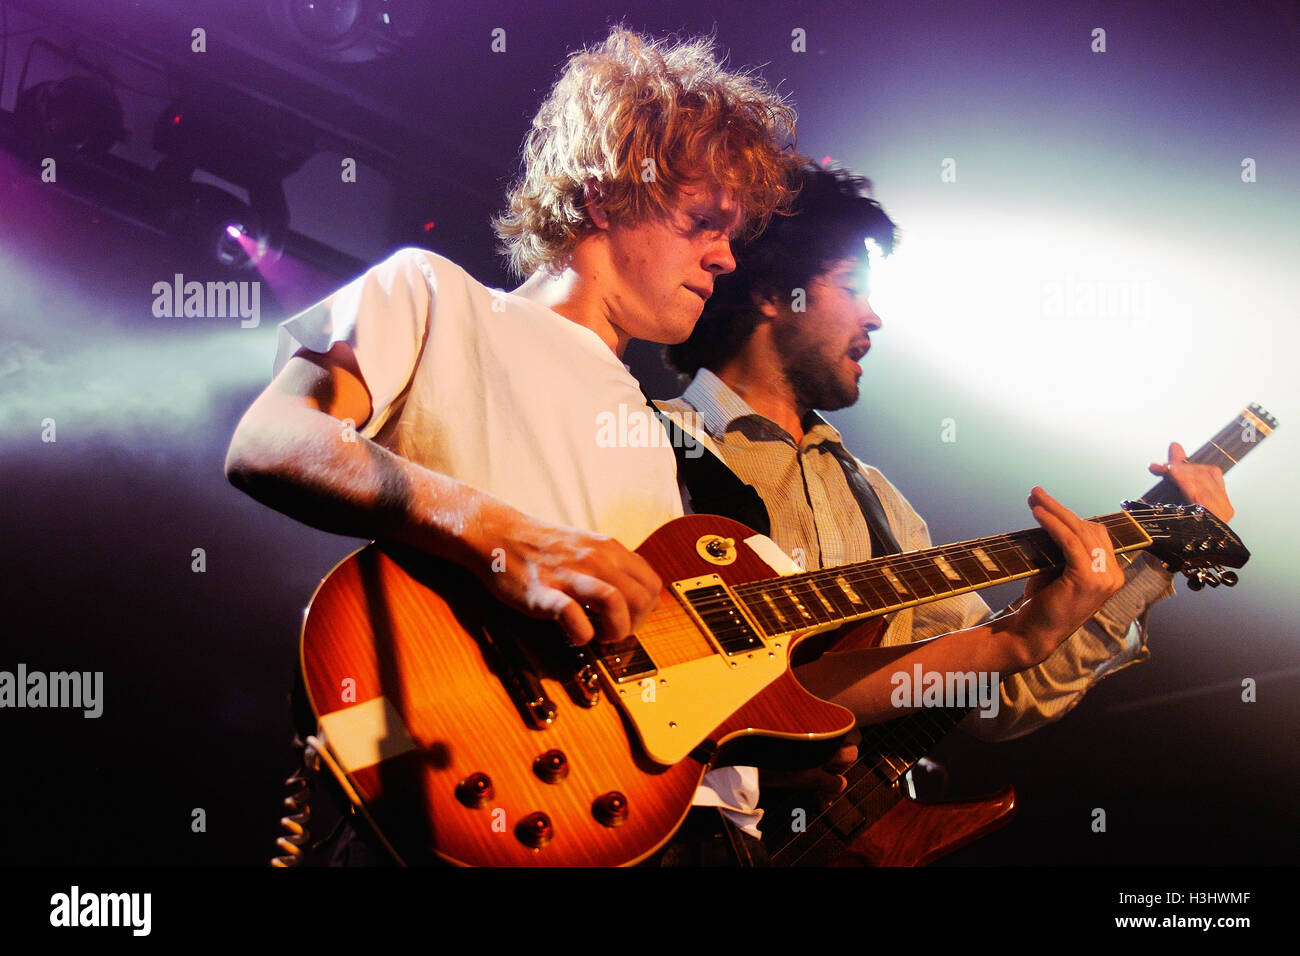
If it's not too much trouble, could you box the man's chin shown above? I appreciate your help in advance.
[811,380,861,413]
[662,311,702,345]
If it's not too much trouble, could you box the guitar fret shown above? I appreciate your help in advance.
[740,592,777,635]
[807,578,839,617]
[779,584,810,624]
[837,567,892,613]
[947,550,995,587]
[929,551,965,585]
[878,752,909,781]
[1001,536,1043,575]
[814,573,860,619]
[789,579,830,624]
[905,558,950,602]
[1207,439,1238,466]
[832,573,867,612]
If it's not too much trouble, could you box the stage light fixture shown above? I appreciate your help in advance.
[266,0,430,63]
[163,183,281,271]
[151,94,313,269]
[14,74,126,160]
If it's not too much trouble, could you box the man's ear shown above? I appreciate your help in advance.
[751,289,781,319]
[583,180,611,230]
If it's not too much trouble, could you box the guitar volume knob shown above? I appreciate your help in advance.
[593,791,629,828]
[516,812,554,848]
[455,772,494,808]
[533,749,569,783]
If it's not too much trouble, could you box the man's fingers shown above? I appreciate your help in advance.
[828,743,858,771]
[764,768,848,795]
[1027,486,1088,537]
[1030,501,1094,569]
[618,550,665,611]
[1029,488,1117,573]
[563,574,633,643]
[551,594,596,646]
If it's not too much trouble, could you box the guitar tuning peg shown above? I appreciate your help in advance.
[1184,570,1205,591]
[1220,570,1238,587]
[1202,570,1221,588]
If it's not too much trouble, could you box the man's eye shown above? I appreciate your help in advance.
[696,217,713,229]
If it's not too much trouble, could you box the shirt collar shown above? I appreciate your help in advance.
[683,368,847,449]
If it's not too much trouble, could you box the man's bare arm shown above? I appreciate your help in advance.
[224,343,661,645]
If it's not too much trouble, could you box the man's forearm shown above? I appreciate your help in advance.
[224,404,495,572]
[793,614,1037,725]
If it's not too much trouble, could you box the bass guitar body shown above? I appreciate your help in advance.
[838,787,1019,867]
[298,514,855,867]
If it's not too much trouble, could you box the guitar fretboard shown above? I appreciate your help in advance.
[733,514,1150,639]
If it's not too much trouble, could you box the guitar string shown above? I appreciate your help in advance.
[687,521,1170,627]
[715,510,1204,610]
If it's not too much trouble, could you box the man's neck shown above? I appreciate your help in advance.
[712,353,809,443]
[512,255,630,358]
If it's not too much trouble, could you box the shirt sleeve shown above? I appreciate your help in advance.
[962,553,1176,740]
[858,461,1178,740]
[272,247,436,440]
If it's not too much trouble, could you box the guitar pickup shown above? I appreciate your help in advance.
[675,580,764,656]
[598,636,657,684]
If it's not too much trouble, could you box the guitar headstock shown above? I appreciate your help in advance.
[1245,402,1278,432]
[1122,500,1250,591]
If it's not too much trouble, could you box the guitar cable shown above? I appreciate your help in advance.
[270,736,319,867]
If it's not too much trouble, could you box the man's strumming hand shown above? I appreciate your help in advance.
[464,499,663,646]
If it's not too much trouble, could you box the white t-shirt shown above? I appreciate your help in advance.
[272,247,683,549]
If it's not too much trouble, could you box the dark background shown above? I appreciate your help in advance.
[1,0,1296,868]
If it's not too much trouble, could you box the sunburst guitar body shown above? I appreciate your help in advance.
[298,514,856,866]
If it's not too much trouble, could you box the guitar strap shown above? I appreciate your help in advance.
[642,396,772,537]
[643,387,901,559]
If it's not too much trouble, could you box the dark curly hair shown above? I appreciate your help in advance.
[666,162,898,376]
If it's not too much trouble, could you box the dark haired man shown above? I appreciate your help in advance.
[656,163,1234,850]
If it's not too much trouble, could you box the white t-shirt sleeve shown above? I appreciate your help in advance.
[272,248,436,439]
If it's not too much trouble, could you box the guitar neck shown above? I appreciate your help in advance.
[1142,403,1276,504]
[732,511,1150,641]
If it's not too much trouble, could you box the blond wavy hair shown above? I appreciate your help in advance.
[493,28,797,277]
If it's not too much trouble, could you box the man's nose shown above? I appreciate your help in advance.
[861,297,883,332]
[706,237,736,276]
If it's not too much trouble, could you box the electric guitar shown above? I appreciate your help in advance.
[296,489,1251,865]
[764,403,1278,867]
